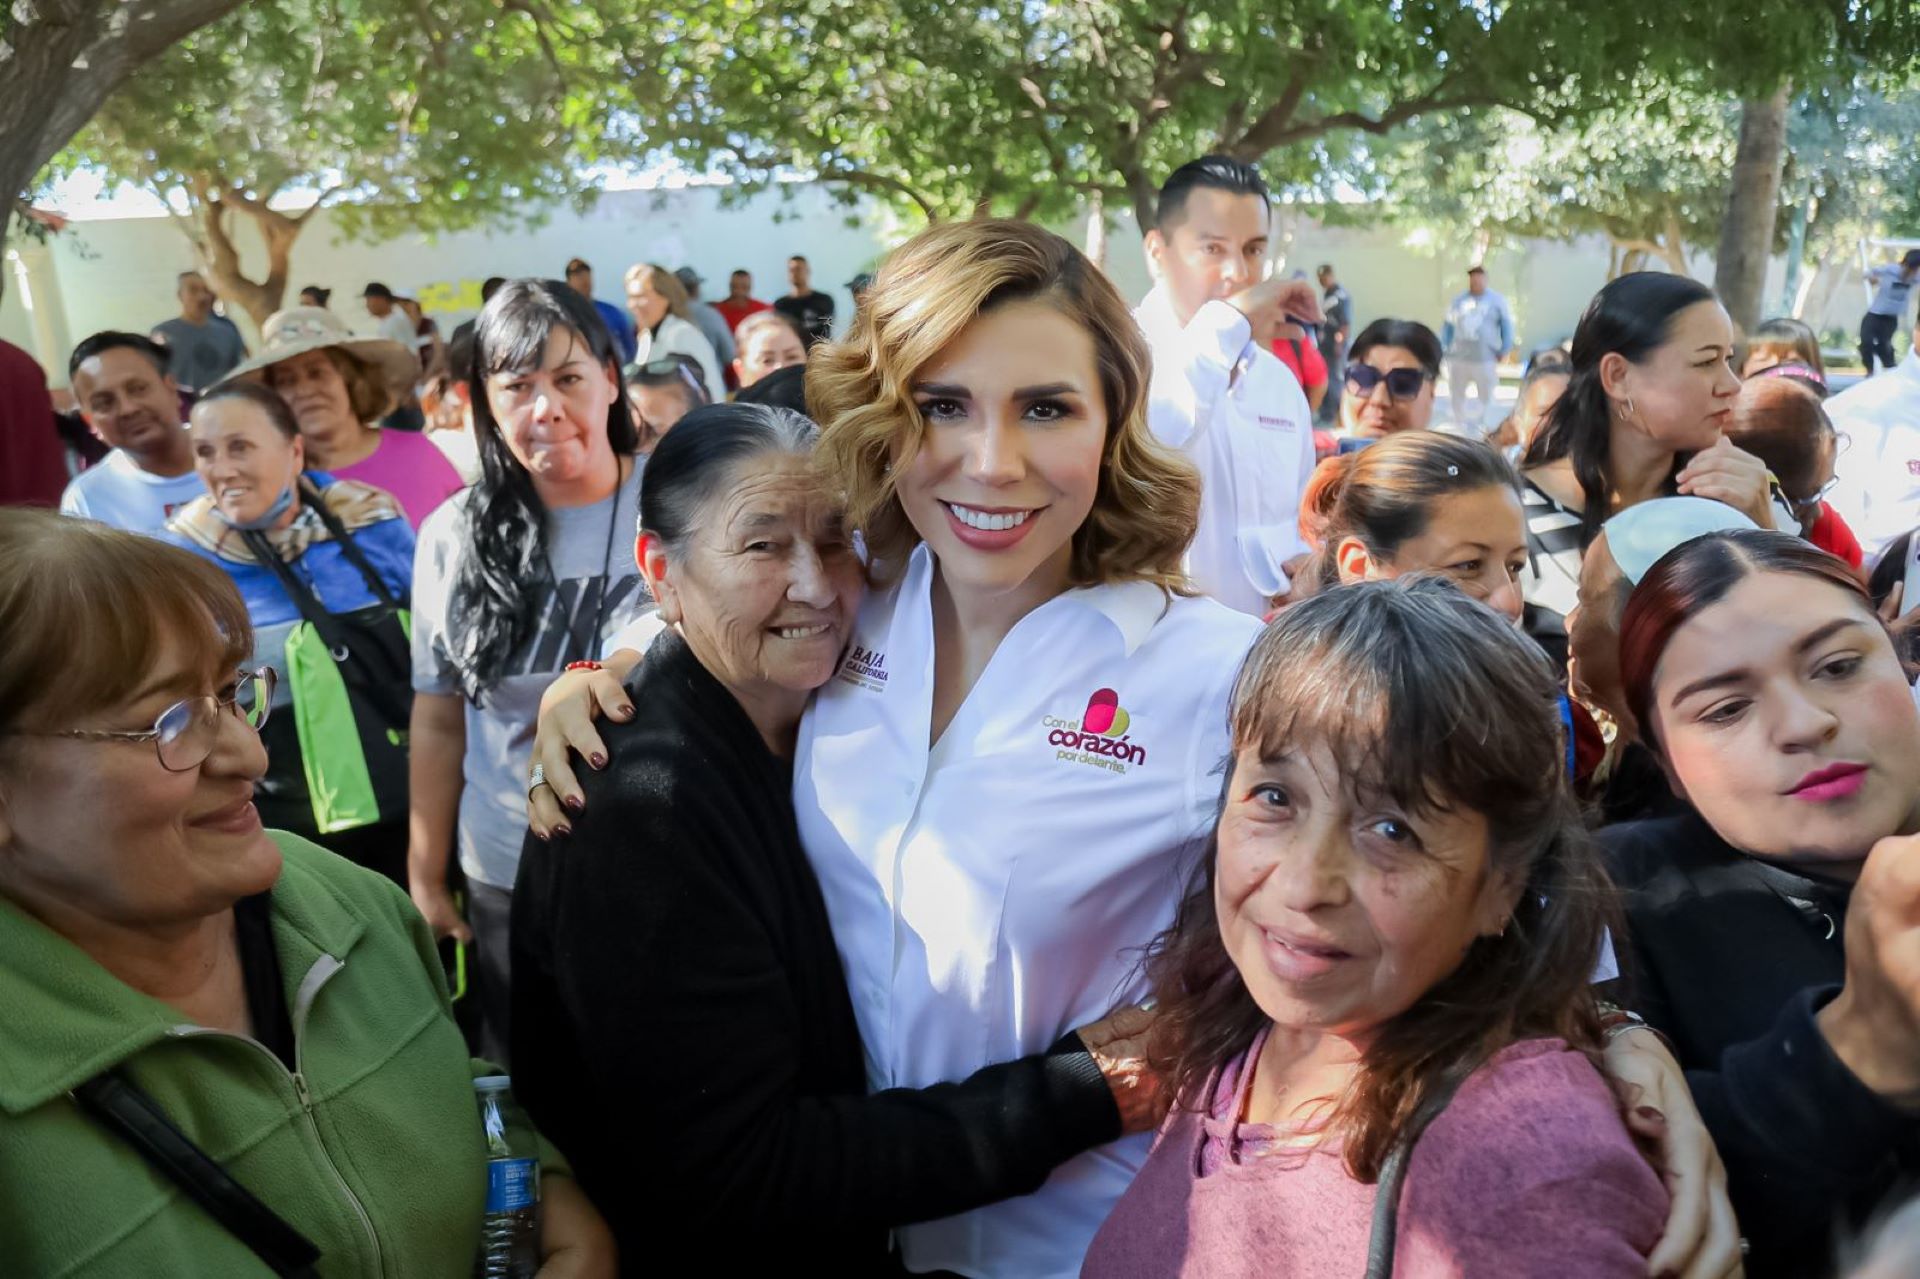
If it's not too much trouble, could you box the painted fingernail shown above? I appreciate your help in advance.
[616,704,635,719]
[555,823,572,838]
[564,794,584,812]
[534,829,550,842]
[589,753,607,769]
[1635,1105,1664,1121]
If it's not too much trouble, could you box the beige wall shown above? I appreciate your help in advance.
[12,183,1878,387]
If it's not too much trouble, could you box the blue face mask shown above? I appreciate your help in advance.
[215,459,300,531]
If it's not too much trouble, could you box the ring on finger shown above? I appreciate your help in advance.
[527,762,552,801]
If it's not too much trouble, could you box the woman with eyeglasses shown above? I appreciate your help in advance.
[0,509,614,1277]
[169,380,418,888]
[1336,318,1442,441]
[623,354,713,454]
[1725,375,1863,569]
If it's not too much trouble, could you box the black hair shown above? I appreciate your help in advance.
[480,276,507,303]
[1317,263,1335,274]
[733,362,809,416]
[445,326,476,386]
[1347,318,1443,380]
[730,267,750,277]
[190,380,301,440]
[450,278,640,700]
[298,285,332,307]
[1524,346,1572,376]
[1156,155,1271,231]
[623,354,711,403]
[69,331,171,381]
[1523,273,1719,547]
[641,403,818,554]
[789,255,808,264]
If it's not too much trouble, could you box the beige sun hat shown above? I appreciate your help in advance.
[212,306,420,406]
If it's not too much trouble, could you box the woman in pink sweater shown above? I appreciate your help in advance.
[1084,577,1669,1278]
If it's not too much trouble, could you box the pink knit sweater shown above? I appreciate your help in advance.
[1082,1034,1668,1278]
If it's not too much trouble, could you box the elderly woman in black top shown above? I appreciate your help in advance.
[509,404,1153,1273]
[1605,529,1920,1277]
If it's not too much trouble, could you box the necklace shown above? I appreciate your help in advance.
[538,454,628,663]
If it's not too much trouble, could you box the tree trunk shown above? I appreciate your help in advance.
[1712,85,1791,332]
[190,191,306,327]
[0,0,246,298]
[1085,191,1109,270]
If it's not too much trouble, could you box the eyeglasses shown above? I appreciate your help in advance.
[16,668,275,772]
[1345,364,1429,401]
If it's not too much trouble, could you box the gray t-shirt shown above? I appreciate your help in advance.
[1867,264,1916,318]
[411,469,652,888]
[151,316,248,390]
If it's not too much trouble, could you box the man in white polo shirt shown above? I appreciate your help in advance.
[1825,343,1920,564]
[59,332,203,535]
[1135,155,1320,617]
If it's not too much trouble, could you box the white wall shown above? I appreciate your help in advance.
[14,180,1887,387]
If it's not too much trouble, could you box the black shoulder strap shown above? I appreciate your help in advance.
[241,525,356,659]
[71,1069,321,1277]
[298,478,403,610]
[1364,1066,1472,1279]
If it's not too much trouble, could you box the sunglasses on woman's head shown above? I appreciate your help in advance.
[1345,364,1428,401]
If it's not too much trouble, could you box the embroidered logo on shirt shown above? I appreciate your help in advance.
[836,643,889,692]
[1042,688,1146,772]
[1256,414,1299,432]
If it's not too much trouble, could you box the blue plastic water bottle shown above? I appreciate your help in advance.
[473,1076,540,1278]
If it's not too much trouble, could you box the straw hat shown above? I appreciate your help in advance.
[213,306,420,404]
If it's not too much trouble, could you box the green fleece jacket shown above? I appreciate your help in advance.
[0,830,544,1277]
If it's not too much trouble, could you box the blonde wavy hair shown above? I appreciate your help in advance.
[622,263,690,320]
[807,219,1199,591]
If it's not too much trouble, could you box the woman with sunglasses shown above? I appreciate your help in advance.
[623,354,713,454]
[1336,318,1443,441]
[0,509,613,1276]
[1725,375,1863,569]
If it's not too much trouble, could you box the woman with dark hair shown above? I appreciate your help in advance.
[1726,375,1863,567]
[511,402,1156,1270]
[1606,528,1920,1276]
[1489,359,1571,461]
[1337,318,1443,439]
[1521,273,1774,614]
[622,353,711,454]
[406,277,650,1063]
[170,381,417,885]
[1084,578,1671,1276]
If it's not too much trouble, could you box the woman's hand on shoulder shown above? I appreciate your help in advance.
[1076,1003,1169,1136]
[527,650,642,838]
[534,1173,616,1278]
[1602,1026,1743,1278]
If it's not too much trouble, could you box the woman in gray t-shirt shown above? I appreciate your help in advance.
[408,278,651,1063]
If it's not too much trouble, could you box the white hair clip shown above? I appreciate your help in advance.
[1446,464,1459,477]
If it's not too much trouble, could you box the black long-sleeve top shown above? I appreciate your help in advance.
[510,630,1119,1273]
[1601,808,1920,1278]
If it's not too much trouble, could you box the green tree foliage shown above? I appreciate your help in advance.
[565,0,1904,229]
[60,0,596,323]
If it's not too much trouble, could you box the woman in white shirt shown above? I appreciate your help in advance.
[623,263,727,405]
[532,222,1731,1279]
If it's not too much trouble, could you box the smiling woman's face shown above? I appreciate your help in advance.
[893,299,1107,608]
[1213,740,1515,1043]
[0,635,281,934]
[642,452,866,713]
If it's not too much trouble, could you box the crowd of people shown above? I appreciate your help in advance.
[3,150,1920,1279]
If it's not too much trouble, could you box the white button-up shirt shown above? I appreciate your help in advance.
[1136,285,1317,616]
[792,543,1260,1277]
[1826,350,1920,563]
